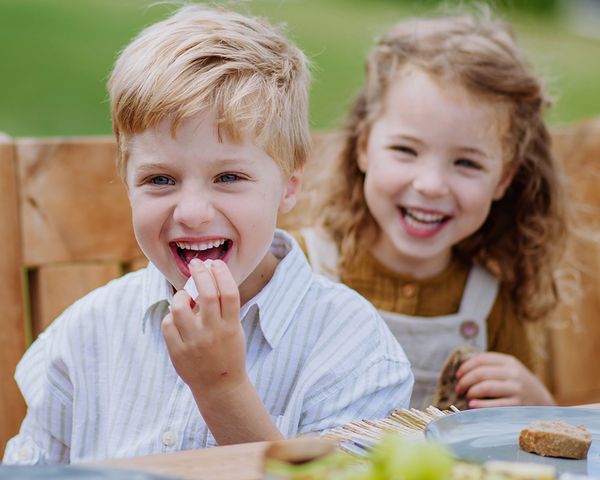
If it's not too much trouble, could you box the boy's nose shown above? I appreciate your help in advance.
[172,190,215,228]
[412,165,450,197]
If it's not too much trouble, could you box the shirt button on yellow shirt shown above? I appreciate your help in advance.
[402,283,416,298]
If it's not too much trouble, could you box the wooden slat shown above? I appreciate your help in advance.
[0,138,27,455]
[29,262,124,336]
[16,137,141,266]
[126,256,149,273]
[547,119,600,405]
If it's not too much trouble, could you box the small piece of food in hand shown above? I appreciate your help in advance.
[519,420,592,459]
[432,345,477,410]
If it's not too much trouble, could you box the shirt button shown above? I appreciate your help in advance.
[402,284,416,297]
[460,320,480,339]
[18,446,33,462]
[162,431,176,447]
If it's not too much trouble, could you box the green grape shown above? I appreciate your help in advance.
[368,433,455,480]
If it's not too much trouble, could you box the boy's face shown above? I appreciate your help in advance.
[125,112,300,298]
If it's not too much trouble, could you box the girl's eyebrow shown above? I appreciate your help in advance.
[455,146,489,159]
[388,133,424,145]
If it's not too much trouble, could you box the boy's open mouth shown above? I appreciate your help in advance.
[171,238,232,266]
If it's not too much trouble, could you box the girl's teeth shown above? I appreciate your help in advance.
[405,209,445,223]
[405,214,440,230]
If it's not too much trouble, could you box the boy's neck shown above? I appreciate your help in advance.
[239,251,281,305]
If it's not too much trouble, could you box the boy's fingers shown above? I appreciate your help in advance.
[170,290,200,340]
[190,259,221,327]
[211,260,240,322]
[161,312,184,347]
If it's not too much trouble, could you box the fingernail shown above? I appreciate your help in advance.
[204,259,213,268]
[190,258,201,268]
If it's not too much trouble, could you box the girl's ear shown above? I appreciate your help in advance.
[356,132,369,173]
[493,164,517,200]
[279,167,303,214]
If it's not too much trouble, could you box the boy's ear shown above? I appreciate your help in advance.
[493,164,517,200]
[279,167,303,214]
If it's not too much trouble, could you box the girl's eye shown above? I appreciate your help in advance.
[150,175,175,185]
[216,173,241,183]
[391,145,417,156]
[455,158,482,170]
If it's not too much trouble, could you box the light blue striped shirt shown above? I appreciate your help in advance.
[3,230,413,464]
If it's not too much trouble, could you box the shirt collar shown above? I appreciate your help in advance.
[240,229,314,348]
[140,229,314,344]
[140,262,174,333]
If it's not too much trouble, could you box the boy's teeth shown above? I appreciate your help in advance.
[176,239,226,250]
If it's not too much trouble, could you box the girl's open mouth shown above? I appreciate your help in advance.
[399,207,451,237]
[170,238,232,276]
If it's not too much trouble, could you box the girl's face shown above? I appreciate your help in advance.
[359,67,512,278]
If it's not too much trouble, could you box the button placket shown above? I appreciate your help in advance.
[161,430,177,448]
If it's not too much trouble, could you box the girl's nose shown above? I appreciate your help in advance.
[412,165,450,197]
[172,189,215,228]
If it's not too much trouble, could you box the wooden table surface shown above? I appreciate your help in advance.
[92,441,269,480]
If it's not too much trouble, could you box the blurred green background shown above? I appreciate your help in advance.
[1,0,599,137]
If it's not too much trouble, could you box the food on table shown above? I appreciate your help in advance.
[484,460,556,480]
[263,436,357,479]
[519,420,592,459]
[432,346,478,410]
[262,432,579,479]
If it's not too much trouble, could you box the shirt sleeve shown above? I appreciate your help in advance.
[3,319,73,465]
[295,303,414,434]
[298,355,413,434]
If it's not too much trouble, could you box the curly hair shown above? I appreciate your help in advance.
[320,6,566,323]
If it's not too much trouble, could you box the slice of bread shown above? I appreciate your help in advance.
[519,420,592,459]
[432,346,477,411]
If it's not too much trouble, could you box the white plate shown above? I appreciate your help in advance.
[425,407,600,477]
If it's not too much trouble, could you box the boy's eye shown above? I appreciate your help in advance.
[216,173,241,183]
[455,158,482,170]
[391,145,417,156]
[150,175,175,185]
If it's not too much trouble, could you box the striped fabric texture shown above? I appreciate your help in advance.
[3,230,413,465]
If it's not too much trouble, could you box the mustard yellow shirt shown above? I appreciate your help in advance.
[293,231,533,371]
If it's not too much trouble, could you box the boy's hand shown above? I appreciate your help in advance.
[162,258,247,396]
[455,352,555,408]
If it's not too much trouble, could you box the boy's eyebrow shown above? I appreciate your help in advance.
[132,157,256,172]
[131,161,171,173]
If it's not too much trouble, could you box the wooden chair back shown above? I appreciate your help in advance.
[1,121,600,455]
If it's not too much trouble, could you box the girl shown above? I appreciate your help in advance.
[297,7,566,409]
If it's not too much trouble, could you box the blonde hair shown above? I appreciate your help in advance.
[108,3,310,178]
[321,6,566,323]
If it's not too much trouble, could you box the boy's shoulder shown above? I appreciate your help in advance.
[48,265,161,333]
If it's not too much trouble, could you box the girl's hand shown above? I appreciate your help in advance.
[455,352,555,408]
[162,258,247,397]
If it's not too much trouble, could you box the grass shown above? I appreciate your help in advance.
[0,0,599,137]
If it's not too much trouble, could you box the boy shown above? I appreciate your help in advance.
[3,4,412,464]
